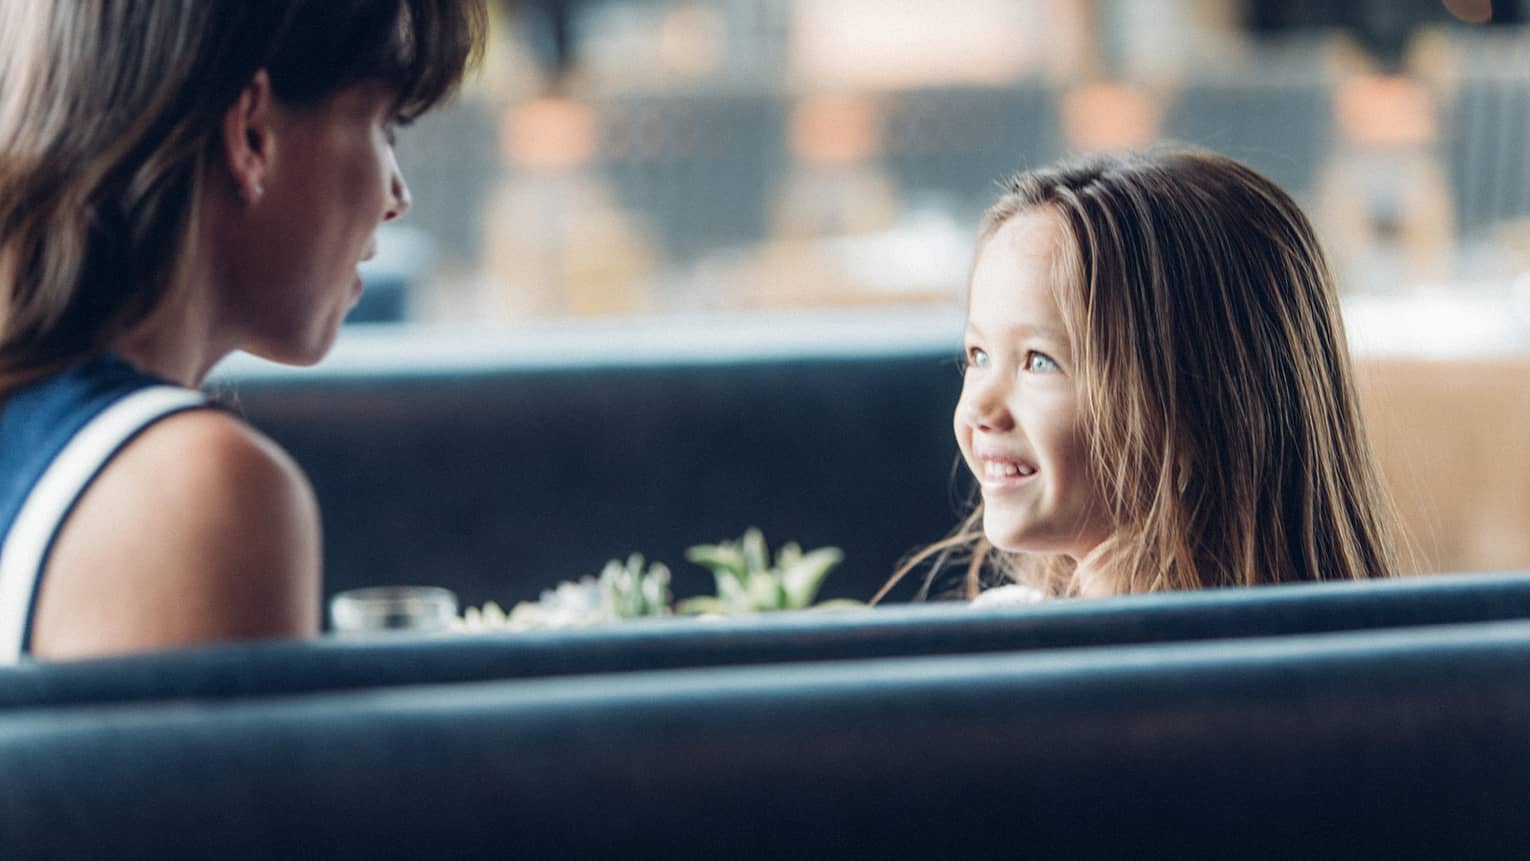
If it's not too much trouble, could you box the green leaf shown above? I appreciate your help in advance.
[777,542,802,570]
[675,595,728,615]
[780,547,844,609]
[625,553,645,577]
[746,570,782,610]
[685,543,748,583]
[597,559,623,615]
[715,572,751,612]
[741,528,769,576]
[681,531,849,616]
[641,562,672,615]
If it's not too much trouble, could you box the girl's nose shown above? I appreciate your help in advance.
[960,381,1014,432]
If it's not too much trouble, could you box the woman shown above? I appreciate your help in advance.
[0,1,485,661]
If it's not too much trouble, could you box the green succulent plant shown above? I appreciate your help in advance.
[676,528,859,615]
[456,532,856,634]
[599,553,672,619]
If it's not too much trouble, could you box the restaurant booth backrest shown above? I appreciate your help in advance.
[210,322,1530,612]
[3,621,1529,859]
[212,325,967,611]
[2,570,1529,710]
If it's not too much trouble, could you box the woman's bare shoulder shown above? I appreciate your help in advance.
[30,408,321,659]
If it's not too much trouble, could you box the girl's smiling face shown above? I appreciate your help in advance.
[955,208,1114,561]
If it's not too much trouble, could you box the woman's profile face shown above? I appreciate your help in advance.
[955,209,1113,560]
[222,81,410,365]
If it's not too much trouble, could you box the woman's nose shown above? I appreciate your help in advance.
[384,167,412,223]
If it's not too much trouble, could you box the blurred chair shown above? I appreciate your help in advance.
[482,96,662,318]
[1439,32,1530,238]
[880,82,1060,211]
[596,90,790,260]
[1162,74,1333,199]
[1315,72,1453,293]
[771,94,900,241]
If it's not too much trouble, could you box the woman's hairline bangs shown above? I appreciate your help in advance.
[377,0,484,121]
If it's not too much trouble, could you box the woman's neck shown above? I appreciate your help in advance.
[111,285,228,387]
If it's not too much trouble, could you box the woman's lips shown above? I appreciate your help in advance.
[352,241,375,304]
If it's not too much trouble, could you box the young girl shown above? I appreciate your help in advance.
[0,1,484,661]
[878,148,1400,603]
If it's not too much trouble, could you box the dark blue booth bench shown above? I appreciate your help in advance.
[2,570,1529,710]
[4,620,1529,858]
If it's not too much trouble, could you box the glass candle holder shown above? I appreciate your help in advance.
[329,586,459,636]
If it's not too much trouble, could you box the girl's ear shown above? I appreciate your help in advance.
[220,70,276,205]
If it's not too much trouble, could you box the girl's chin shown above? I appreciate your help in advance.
[981,518,1073,557]
[981,526,1041,555]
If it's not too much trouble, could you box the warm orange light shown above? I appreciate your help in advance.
[1060,83,1161,152]
[1335,75,1437,148]
[501,98,598,171]
[788,96,882,165]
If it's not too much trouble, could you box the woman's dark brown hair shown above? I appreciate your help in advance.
[0,0,486,390]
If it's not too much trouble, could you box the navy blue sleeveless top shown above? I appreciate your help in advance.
[0,353,208,662]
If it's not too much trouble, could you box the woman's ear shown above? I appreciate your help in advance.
[220,70,276,205]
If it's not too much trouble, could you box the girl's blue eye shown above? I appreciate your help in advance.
[1025,351,1060,373]
[964,348,989,371]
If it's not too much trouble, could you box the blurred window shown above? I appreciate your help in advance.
[359,0,1524,348]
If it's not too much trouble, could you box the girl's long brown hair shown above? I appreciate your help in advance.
[877,148,1400,602]
[0,0,486,393]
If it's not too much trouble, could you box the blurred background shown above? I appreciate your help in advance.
[367,0,1530,331]
[312,0,1530,587]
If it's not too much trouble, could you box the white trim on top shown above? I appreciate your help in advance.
[0,386,206,664]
